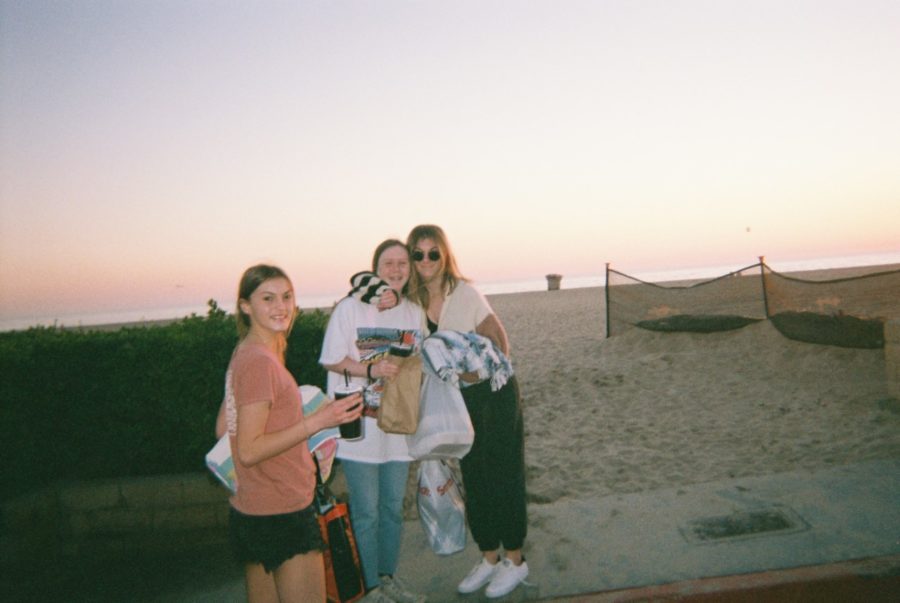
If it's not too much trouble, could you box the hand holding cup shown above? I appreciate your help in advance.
[333,384,364,440]
[333,391,363,419]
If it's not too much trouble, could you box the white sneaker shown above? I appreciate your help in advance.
[457,558,500,594]
[485,558,529,599]
[380,575,426,603]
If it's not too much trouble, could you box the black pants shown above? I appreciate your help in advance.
[459,375,528,551]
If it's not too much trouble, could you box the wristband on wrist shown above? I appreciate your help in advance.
[366,363,373,381]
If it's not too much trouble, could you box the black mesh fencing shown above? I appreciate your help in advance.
[606,261,900,349]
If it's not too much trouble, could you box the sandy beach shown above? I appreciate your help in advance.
[491,284,898,504]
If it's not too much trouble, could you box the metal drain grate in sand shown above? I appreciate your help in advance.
[680,507,809,544]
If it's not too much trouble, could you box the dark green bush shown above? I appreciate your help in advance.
[0,301,330,501]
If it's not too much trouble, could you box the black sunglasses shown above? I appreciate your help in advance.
[411,249,441,262]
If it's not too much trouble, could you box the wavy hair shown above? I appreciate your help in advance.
[405,224,467,309]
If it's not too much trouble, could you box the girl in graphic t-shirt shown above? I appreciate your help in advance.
[319,239,426,603]
[215,264,362,603]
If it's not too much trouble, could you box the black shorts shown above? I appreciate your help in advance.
[229,504,326,573]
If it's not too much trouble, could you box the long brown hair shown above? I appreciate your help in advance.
[235,265,296,358]
[405,224,467,309]
[371,238,410,296]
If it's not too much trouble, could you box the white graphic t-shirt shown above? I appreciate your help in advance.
[319,296,423,463]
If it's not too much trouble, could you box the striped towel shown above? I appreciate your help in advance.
[348,271,395,306]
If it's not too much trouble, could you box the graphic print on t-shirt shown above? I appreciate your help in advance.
[356,327,420,411]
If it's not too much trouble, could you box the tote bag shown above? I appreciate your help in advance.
[314,459,365,603]
[318,502,365,603]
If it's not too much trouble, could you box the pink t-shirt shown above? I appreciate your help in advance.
[228,342,316,515]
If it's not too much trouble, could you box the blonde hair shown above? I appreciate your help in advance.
[405,224,467,309]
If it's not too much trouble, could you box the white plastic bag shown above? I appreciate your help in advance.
[417,459,467,555]
[406,373,474,460]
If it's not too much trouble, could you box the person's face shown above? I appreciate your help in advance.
[240,277,294,335]
[411,237,443,282]
[376,244,410,291]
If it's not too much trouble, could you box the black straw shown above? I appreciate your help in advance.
[343,369,350,387]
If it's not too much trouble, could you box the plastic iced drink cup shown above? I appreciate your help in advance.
[334,384,363,440]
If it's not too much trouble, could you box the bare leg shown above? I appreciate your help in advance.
[273,551,326,603]
[483,549,501,564]
[245,563,279,603]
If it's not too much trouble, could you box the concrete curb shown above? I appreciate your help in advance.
[544,554,900,602]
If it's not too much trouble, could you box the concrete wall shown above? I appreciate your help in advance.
[0,473,231,566]
[1,463,424,568]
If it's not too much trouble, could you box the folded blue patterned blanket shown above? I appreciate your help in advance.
[421,330,514,391]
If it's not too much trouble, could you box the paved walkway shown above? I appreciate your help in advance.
[388,457,900,602]
[5,458,899,602]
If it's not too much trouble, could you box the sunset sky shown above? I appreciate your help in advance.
[1,1,898,329]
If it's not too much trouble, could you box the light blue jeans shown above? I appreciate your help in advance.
[340,459,410,589]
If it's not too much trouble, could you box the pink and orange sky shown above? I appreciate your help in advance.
[1,1,899,329]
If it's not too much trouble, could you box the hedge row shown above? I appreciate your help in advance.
[0,301,331,502]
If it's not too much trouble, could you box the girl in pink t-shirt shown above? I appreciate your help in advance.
[216,264,362,603]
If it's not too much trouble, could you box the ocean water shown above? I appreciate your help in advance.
[478,251,900,295]
[3,251,898,332]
